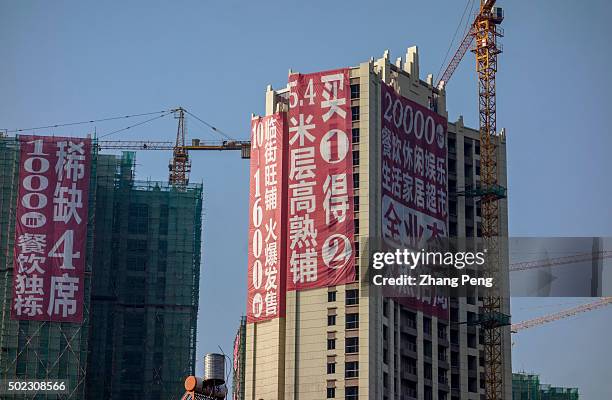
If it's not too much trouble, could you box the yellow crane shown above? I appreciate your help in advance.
[436,1,506,398]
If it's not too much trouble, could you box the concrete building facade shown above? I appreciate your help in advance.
[245,47,511,400]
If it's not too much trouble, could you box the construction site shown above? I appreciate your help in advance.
[0,1,610,400]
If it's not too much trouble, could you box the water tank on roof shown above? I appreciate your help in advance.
[203,353,225,384]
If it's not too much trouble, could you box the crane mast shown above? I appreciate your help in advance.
[169,108,191,190]
[472,2,507,400]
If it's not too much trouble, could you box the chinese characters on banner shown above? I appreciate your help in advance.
[380,83,449,319]
[247,114,287,323]
[12,135,91,323]
[287,68,354,291]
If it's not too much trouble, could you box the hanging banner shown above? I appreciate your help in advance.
[247,114,287,323]
[381,82,448,245]
[12,135,92,323]
[286,68,354,291]
[380,82,449,319]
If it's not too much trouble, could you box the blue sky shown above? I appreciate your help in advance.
[1,1,611,398]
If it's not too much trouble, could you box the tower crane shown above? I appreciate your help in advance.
[95,107,251,190]
[511,297,612,333]
[436,1,506,399]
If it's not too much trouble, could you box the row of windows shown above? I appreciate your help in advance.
[327,313,358,331]
[326,361,359,378]
[326,386,358,399]
[327,289,359,305]
[327,337,359,353]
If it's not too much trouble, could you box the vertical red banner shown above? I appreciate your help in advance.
[12,135,92,323]
[247,114,287,323]
[286,68,354,291]
[380,83,449,319]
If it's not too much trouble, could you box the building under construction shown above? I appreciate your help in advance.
[0,139,203,399]
[512,373,579,400]
[86,152,203,399]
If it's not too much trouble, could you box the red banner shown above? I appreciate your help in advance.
[381,82,448,245]
[286,68,354,290]
[247,114,287,322]
[12,135,92,323]
[380,83,449,320]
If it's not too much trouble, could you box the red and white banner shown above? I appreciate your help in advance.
[11,135,92,323]
[247,114,287,322]
[286,68,354,291]
[381,82,448,246]
[380,83,449,320]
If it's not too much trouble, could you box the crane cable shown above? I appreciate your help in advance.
[4,107,240,141]
[5,110,173,133]
[435,0,476,83]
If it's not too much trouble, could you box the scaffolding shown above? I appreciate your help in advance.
[86,152,203,400]
[0,142,203,399]
[512,373,579,400]
[0,136,98,399]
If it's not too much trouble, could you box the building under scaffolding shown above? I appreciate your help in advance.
[0,136,98,399]
[512,373,579,400]
[86,152,203,400]
[0,139,203,399]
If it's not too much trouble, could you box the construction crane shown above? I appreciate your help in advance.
[511,297,612,333]
[510,250,612,272]
[436,1,506,399]
[96,107,251,190]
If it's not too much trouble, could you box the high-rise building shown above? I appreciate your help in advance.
[244,47,511,400]
[86,152,203,400]
[0,140,202,399]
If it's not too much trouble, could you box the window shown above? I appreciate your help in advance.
[423,317,432,334]
[351,106,360,121]
[327,338,336,350]
[346,313,359,329]
[352,128,360,143]
[328,314,337,326]
[345,361,359,378]
[353,173,359,189]
[345,337,358,353]
[327,362,336,374]
[438,323,447,339]
[468,355,477,370]
[438,368,448,385]
[328,291,337,302]
[451,351,459,367]
[468,333,477,349]
[424,340,432,357]
[353,195,359,213]
[438,345,447,362]
[350,84,360,99]
[424,362,432,380]
[327,387,336,398]
[352,150,359,166]
[450,329,459,345]
[346,289,359,305]
[345,386,358,400]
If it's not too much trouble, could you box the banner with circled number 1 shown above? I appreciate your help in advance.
[247,114,288,323]
[12,135,92,323]
[286,68,355,291]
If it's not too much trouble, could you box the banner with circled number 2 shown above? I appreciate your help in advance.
[286,68,355,291]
